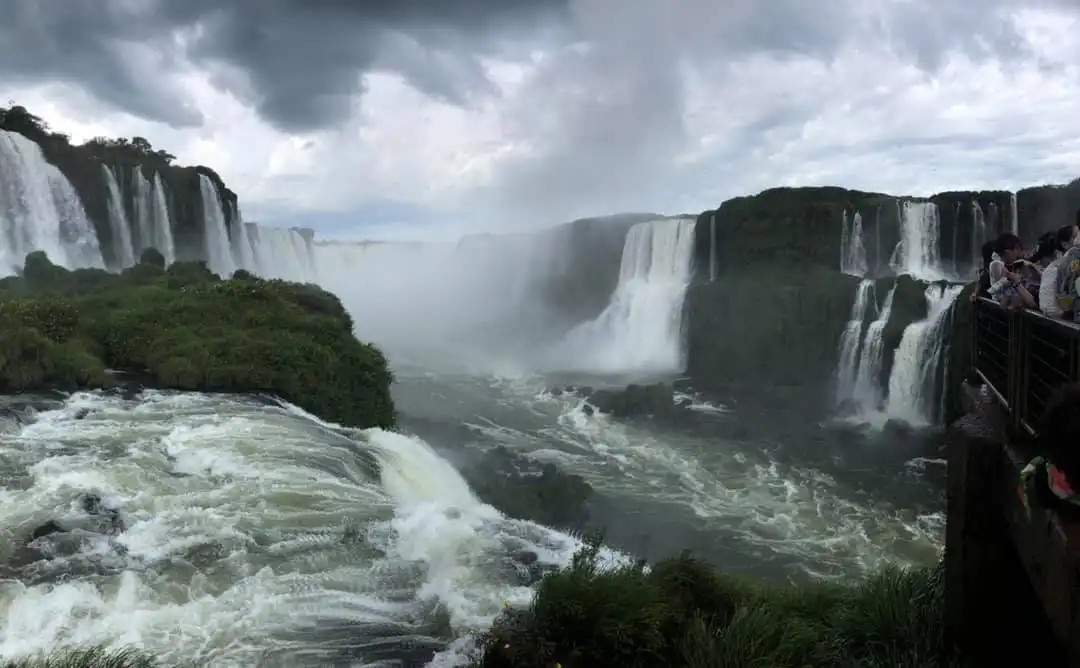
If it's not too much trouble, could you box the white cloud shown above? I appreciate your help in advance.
[3,2,1080,240]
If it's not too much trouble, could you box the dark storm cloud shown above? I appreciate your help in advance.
[0,0,569,130]
[485,0,1080,223]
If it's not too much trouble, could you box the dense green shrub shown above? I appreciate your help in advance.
[0,251,394,429]
[472,536,965,668]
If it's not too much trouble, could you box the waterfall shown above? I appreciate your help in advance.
[708,213,717,282]
[130,168,176,263]
[874,205,883,278]
[951,201,961,280]
[149,172,176,265]
[198,174,236,277]
[890,201,943,280]
[101,164,136,269]
[0,130,104,275]
[1010,192,1019,235]
[834,279,875,407]
[131,168,153,254]
[549,217,697,374]
[884,284,964,425]
[971,201,987,276]
[245,224,317,283]
[840,211,869,277]
[228,202,256,271]
[852,282,898,414]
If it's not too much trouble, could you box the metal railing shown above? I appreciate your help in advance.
[973,297,1080,436]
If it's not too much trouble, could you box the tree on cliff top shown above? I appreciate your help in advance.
[82,134,176,167]
[0,250,395,430]
[0,103,208,177]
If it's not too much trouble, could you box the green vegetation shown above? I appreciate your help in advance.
[470,537,964,668]
[0,104,175,168]
[0,249,395,429]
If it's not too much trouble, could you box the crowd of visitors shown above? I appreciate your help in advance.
[972,212,1080,320]
[969,213,1080,517]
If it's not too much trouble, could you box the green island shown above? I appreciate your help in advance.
[0,248,395,430]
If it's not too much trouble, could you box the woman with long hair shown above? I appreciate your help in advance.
[986,232,1036,311]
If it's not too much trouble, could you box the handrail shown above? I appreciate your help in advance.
[962,297,1080,664]
[972,297,1080,437]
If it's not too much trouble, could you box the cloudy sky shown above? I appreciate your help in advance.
[2,0,1079,240]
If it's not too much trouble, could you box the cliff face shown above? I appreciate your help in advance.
[0,105,238,268]
[685,182,1079,421]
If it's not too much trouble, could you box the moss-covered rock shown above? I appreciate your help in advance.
[0,251,394,429]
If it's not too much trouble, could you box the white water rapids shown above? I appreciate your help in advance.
[0,390,623,666]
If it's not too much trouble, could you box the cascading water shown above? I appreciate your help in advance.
[851,282,898,415]
[709,213,717,282]
[228,204,255,271]
[885,284,964,425]
[549,217,696,374]
[149,172,176,265]
[101,164,136,269]
[237,223,317,283]
[834,279,874,407]
[890,201,943,281]
[131,167,153,254]
[0,130,104,275]
[198,174,237,277]
[1010,192,1019,236]
[840,211,869,277]
[970,201,987,277]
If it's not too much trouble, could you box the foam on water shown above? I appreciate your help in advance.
[454,380,943,578]
[0,390,622,666]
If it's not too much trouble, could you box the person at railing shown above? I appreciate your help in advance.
[986,233,1036,311]
[1043,244,1080,320]
[1037,224,1080,318]
[1019,383,1080,519]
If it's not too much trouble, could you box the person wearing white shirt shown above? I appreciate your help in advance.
[1039,223,1080,318]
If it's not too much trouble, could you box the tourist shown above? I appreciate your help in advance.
[1038,221,1080,317]
[1019,383,1080,519]
[987,233,1036,311]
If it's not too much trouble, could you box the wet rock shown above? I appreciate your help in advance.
[72,407,92,419]
[511,549,539,566]
[29,519,66,541]
[507,550,558,586]
[80,492,125,534]
[883,419,915,438]
[182,541,229,568]
[547,385,595,398]
[585,382,687,420]
[464,446,593,529]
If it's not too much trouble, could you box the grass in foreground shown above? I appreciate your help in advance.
[471,536,967,668]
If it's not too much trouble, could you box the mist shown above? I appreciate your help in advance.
[313,215,697,379]
[314,229,578,374]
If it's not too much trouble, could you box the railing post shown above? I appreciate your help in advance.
[1008,311,1023,435]
[945,402,1017,663]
